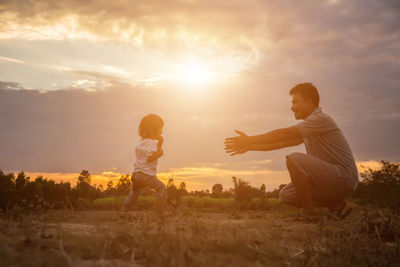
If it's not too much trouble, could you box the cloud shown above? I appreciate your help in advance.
[0,56,24,64]
[1,0,399,93]
[0,1,266,57]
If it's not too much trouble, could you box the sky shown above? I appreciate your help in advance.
[0,0,399,191]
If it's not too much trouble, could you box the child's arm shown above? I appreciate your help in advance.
[147,136,164,162]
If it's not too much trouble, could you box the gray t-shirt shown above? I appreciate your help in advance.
[296,107,358,190]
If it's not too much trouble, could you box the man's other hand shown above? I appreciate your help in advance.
[225,144,248,156]
[224,130,249,156]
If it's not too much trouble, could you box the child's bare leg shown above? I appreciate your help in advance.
[146,176,167,216]
[121,187,140,211]
[121,174,142,211]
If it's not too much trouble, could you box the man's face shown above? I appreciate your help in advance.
[291,93,315,120]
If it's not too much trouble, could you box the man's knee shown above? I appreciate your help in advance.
[286,152,305,168]
[286,152,310,181]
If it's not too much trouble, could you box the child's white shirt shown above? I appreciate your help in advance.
[133,138,159,176]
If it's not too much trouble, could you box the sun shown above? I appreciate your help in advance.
[176,58,215,86]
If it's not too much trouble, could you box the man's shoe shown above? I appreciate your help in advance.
[329,200,353,220]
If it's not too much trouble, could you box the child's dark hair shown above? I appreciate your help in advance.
[138,114,164,138]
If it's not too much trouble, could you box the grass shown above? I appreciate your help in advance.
[1,203,399,266]
[92,196,283,211]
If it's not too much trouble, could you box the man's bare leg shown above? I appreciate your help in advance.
[286,156,316,215]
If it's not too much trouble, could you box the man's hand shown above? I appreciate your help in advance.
[147,149,164,162]
[225,144,248,156]
[224,130,249,156]
[224,130,248,146]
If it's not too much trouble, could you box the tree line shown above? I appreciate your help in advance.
[1,160,398,211]
[0,169,278,211]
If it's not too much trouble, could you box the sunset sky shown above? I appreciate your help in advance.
[0,0,399,191]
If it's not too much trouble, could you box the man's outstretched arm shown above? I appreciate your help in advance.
[247,137,303,151]
[225,137,303,156]
[247,126,302,144]
[225,126,302,148]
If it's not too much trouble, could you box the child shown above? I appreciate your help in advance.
[121,114,166,214]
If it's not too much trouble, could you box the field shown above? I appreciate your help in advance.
[1,200,399,267]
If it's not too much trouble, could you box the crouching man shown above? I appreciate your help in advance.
[225,83,358,219]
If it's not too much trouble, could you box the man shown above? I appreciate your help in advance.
[225,83,358,218]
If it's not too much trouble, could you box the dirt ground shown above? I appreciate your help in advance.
[0,207,399,266]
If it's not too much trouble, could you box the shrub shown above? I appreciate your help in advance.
[182,196,234,209]
[232,176,264,204]
[75,198,93,210]
[354,161,400,209]
[92,196,125,210]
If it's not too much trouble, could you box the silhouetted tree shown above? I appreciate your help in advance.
[166,178,181,205]
[354,161,400,209]
[232,176,264,203]
[115,175,131,196]
[178,182,188,196]
[0,171,15,210]
[78,170,91,184]
[211,183,223,198]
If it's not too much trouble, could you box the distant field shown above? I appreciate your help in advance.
[1,203,399,266]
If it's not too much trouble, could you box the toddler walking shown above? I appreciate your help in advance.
[121,114,166,214]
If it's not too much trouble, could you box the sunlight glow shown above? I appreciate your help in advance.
[175,57,216,86]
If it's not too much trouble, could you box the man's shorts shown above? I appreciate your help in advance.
[280,152,355,205]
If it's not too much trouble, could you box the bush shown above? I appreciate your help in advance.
[182,196,234,209]
[92,196,155,210]
[232,176,264,203]
[75,198,93,210]
[92,196,125,210]
[354,161,400,209]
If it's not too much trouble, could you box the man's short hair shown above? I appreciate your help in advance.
[289,83,320,107]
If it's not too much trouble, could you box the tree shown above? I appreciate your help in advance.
[76,170,94,199]
[78,170,91,185]
[15,171,28,191]
[0,171,15,210]
[115,175,131,196]
[166,178,180,205]
[260,184,266,194]
[232,176,263,203]
[211,183,223,198]
[355,160,400,208]
[178,182,188,196]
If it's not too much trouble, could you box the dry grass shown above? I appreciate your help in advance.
[0,204,399,266]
